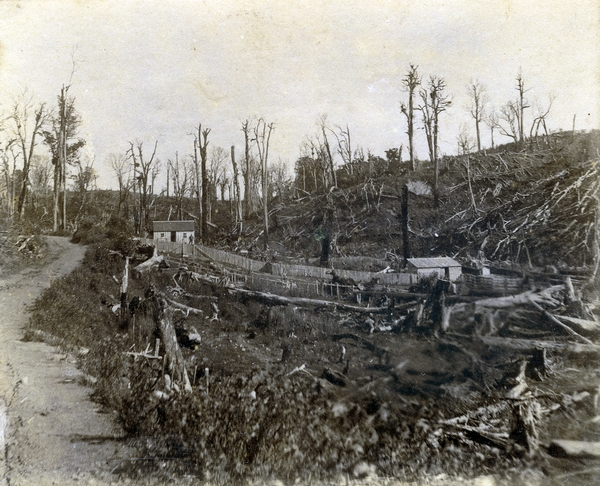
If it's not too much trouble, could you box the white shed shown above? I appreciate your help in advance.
[407,257,462,281]
[153,220,195,244]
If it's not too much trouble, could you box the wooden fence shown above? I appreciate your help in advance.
[460,273,524,296]
[141,238,419,287]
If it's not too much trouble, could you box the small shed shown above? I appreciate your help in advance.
[407,257,462,281]
[153,220,195,244]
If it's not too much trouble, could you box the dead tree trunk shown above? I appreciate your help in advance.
[120,256,129,326]
[152,296,192,393]
[230,145,243,236]
[401,184,410,264]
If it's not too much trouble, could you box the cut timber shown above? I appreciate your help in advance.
[480,336,600,355]
[528,298,593,345]
[233,287,390,313]
[475,286,563,309]
[553,314,600,336]
[549,440,600,458]
[134,248,168,277]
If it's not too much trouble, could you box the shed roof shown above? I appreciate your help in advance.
[153,220,195,232]
[407,257,461,268]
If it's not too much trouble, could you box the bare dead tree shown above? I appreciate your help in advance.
[529,93,556,148]
[253,118,274,249]
[230,145,243,233]
[466,79,488,152]
[108,152,132,220]
[10,95,48,219]
[241,118,253,219]
[150,160,161,196]
[29,154,52,211]
[515,68,531,147]
[484,108,499,150]
[1,139,18,217]
[168,153,189,220]
[318,115,336,188]
[400,64,421,171]
[127,140,158,236]
[195,124,211,243]
[332,124,352,176]
[72,156,97,225]
[209,146,229,204]
[498,101,520,146]
[457,123,476,156]
[419,75,451,206]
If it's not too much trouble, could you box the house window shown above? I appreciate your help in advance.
[160,233,165,238]
[183,233,187,237]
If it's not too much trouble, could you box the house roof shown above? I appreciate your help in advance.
[153,220,195,232]
[407,257,461,268]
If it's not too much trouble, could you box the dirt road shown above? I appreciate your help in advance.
[0,237,135,486]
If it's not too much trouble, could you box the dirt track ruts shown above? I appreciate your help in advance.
[0,237,135,486]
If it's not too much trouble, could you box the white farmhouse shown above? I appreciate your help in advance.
[153,220,195,244]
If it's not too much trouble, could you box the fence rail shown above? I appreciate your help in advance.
[141,238,420,287]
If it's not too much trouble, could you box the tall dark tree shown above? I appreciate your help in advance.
[400,64,421,171]
[193,124,210,243]
[44,86,85,231]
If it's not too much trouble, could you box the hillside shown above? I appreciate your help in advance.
[215,131,600,275]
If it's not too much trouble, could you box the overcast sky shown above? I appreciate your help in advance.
[0,0,598,190]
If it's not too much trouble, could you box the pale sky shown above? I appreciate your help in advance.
[0,0,598,189]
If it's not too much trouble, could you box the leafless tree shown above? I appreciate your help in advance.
[168,153,188,220]
[529,93,556,148]
[150,160,161,196]
[108,152,132,219]
[318,115,336,188]
[9,94,48,219]
[484,108,499,150]
[268,159,290,201]
[498,101,520,145]
[253,117,274,249]
[230,145,243,232]
[400,64,421,171]
[332,124,353,176]
[1,139,18,217]
[29,154,52,209]
[126,140,158,236]
[515,68,531,146]
[241,119,255,218]
[419,75,452,206]
[72,156,97,224]
[192,124,210,242]
[466,79,488,152]
[456,123,475,156]
[209,146,229,203]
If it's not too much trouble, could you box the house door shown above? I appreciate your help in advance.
[170,231,176,242]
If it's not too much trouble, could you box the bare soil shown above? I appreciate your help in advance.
[0,237,135,486]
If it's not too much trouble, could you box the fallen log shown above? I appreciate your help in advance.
[475,285,563,309]
[553,314,600,336]
[480,336,600,354]
[233,287,390,313]
[548,440,600,458]
[528,298,593,345]
[134,249,168,277]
